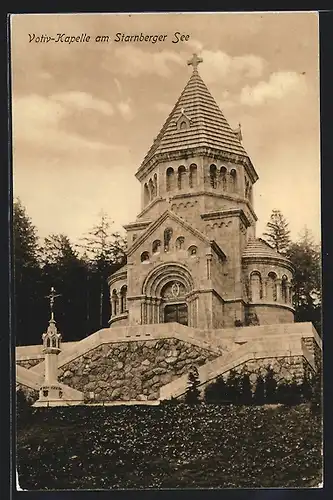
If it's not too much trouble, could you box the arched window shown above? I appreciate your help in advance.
[46,338,51,348]
[51,337,57,347]
[179,120,187,130]
[141,251,150,263]
[178,166,186,190]
[267,272,277,301]
[188,245,198,257]
[248,185,253,204]
[189,163,197,188]
[132,233,137,242]
[281,275,288,303]
[166,167,175,192]
[153,173,158,196]
[152,239,161,254]
[250,271,262,302]
[220,166,227,190]
[120,285,127,313]
[164,228,173,252]
[112,289,118,316]
[210,164,217,189]
[144,183,149,205]
[175,236,185,250]
[148,178,154,199]
[230,169,237,193]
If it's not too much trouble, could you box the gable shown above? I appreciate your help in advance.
[127,210,212,259]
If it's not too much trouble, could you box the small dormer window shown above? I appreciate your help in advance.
[176,108,191,130]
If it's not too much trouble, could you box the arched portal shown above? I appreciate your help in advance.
[142,263,197,326]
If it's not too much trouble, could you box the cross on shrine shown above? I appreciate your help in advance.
[45,286,61,320]
[187,53,203,71]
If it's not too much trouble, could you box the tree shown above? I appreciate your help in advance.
[264,367,277,404]
[40,234,89,341]
[287,228,321,335]
[225,369,242,403]
[253,374,265,405]
[204,375,228,404]
[78,211,127,329]
[262,209,291,255]
[239,373,253,404]
[184,366,201,404]
[13,198,43,345]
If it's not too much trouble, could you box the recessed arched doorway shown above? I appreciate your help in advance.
[161,281,188,326]
[141,262,197,327]
[164,302,188,325]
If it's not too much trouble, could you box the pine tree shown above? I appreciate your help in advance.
[262,209,291,255]
[40,234,88,341]
[13,198,43,345]
[78,211,127,329]
[185,367,201,404]
[253,374,265,405]
[264,367,278,404]
[287,227,321,335]
[239,373,253,405]
[225,369,242,403]
[204,375,228,404]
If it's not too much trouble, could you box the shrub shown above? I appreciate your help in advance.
[184,367,201,404]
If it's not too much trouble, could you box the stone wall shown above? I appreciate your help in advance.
[16,383,39,404]
[302,337,322,371]
[249,305,294,325]
[58,338,218,402]
[16,359,43,369]
[200,355,308,394]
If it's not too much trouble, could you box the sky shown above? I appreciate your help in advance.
[10,12,321,247]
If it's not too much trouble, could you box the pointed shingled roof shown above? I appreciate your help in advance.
[138,54,255,176]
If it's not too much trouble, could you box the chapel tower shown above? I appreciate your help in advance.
[108,54,295,330]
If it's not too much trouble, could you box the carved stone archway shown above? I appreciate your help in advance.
[141,262,198,326]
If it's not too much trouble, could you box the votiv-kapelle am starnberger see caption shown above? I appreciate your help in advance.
[28,32,191,44]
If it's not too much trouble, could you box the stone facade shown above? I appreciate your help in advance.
[58,338,218,401]
[107,56,295,332]
[16,359,43,369]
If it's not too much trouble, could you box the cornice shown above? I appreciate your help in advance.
[107,271,127,287]
[123,220,152,231]
[201,208,252,228]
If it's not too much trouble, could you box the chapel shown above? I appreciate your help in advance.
[108,54,295,331]
[16,53,321,406]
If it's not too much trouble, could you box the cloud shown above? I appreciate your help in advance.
[117,99,135,121]
[155,101,173,114]
[12,94,118,153]
[112,45,183,77]
[240,72,307,106]
[199,50,265,84]
[51,91,114,116]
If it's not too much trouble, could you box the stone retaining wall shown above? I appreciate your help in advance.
[58,338,218,402]
[16,384,39,404]
[16,359,44,369]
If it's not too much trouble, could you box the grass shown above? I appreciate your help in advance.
[16,402,322,490]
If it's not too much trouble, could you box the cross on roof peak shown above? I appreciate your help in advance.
[187,53,203,72]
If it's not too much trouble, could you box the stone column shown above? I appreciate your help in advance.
[276,278,282,302]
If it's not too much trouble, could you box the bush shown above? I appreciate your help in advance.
[16,403,322,489]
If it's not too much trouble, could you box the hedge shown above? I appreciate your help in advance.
[16,403,322,489]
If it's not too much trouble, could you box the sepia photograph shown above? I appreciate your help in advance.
[11,11,322,490]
